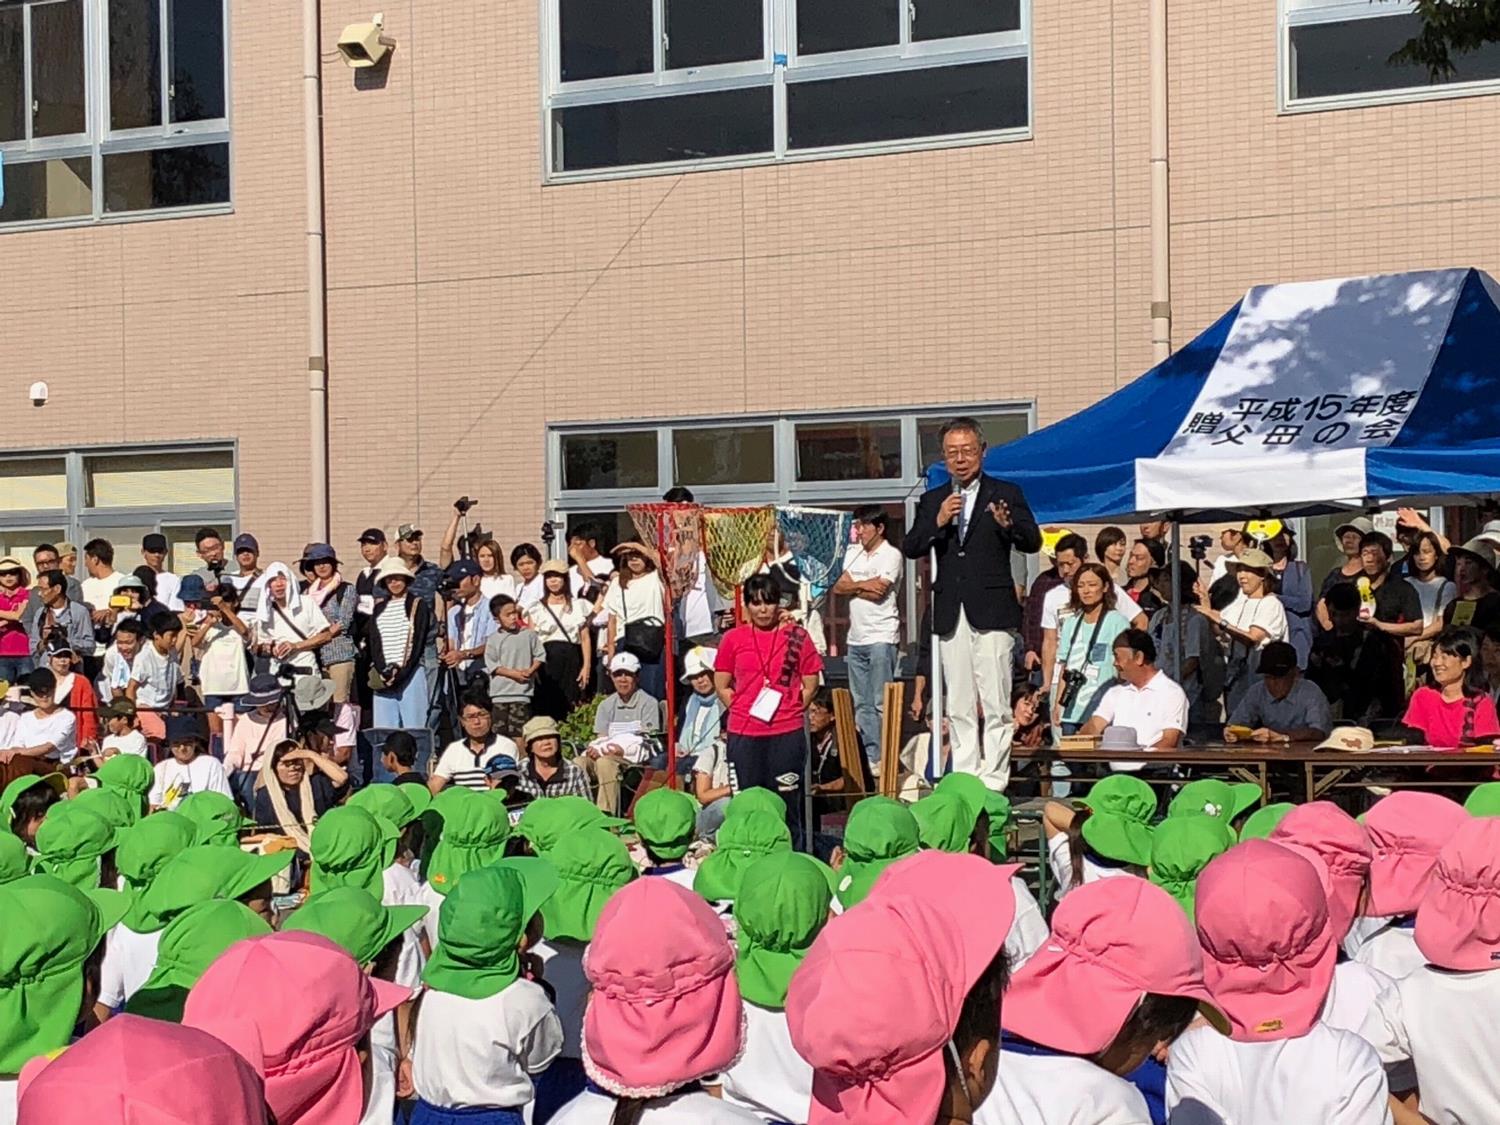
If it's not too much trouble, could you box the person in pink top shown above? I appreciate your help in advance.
[714,574,823,846]
[17,1014,267,1125]
[0,557,32,685]
[786,850,1016,1125]
[182,931,410,1125]
[1401,626,1500,748]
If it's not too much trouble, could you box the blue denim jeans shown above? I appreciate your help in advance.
[0,656,32,685]
[846,642,899,761]
[374,666,429,729]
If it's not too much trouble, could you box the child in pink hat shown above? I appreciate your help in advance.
[550,878,761,1124]
[984,875,1226,1124]
[1354,791,1469,981]
[16,1014,266,1125]
[1168,840,1392,1124]
[182,931,410,1125]
[786,850,1017,1125]
[1361,817,1500,1124]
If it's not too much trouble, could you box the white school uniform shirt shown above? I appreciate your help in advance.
[412,979,563,1109]
[552,1090,764,1124]
[0,1080,13,1125]
[383,862,427,989]
[1047,833,1135,897]
[842,540,904,647]
[1343,914,1392,959]
[103,730,149,757]
[720,1001,813,1124]
[1041,582,1140,633]
[1006,877,1048,971]
[976,1052,1152,1124]
[361,1016,399,1125]
[535,938,590,1057]
[98,925,164,1009]
[150,755,232,809]
[1165,1022,1391,1125]
[644,865,698,893]
[1353,923,1425,981]
[1322,961,1416,1095]
[1360,963,1500,1125]
[417,880,445,952]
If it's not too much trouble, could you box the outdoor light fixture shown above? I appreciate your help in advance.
[337,14,396,68]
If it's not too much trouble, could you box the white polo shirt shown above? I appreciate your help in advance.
[721,1002,813,1124]
[413,979,562,1109]
[1041,581,1141,632]
[1090,671,1189,773]
[976,1051,1152,1124]
[1166,1022,1391,1125]
[841,540,903,647]
[432,735,520,792]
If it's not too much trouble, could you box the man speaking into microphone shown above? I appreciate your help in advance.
[905,416,1040,790]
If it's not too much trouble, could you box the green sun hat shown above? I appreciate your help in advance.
[0,833,28,884]
[834,797,920,910]
[1077,775,1157,867]
[735,853,832,1009]
[71,787,140,833]
[33,803,117,891]
[425,858,561,999]
[283,885,429,967]
[1167,779,1263,828]
[0,875,129,1072]
[1237,802,1296,840]
[115,812,198,931]
[724,787,788,824]
[1149,816,1237,920]
[349,782,429,827]
[310,806,398,899]
[912,791,981,854]
[515,795,626,856]
[426,790,512,896]
[983,792,1013,862]
[695,811,793,904]
[132,845,294,934]
[633,788,699,861]
[124,900,271,1022]
[174,792,252,847]
[398,783,435,818]
[0,773,66,827]
[1463,782,1500,817]
[934,773,988,820]
[542,828,636,941]
[96,754,155,804]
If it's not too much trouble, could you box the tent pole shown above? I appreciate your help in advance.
[1169,520,1183,683]
[927,546,945,783]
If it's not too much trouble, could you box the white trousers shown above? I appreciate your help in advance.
[938,607,1015,790]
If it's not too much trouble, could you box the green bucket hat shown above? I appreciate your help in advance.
[912,791,981,854]
[1237,801,1296,841]
[96,754,155,803]
[426,790,512,896]
[735,853,831,1009]
[124,900,271,1022]
[1167,779,1262,828]
[542,829,636,941]
[934,773,987,819]
[983,791,1013,862]
[425,859,560,999]
[695,811,792,904]
[0,833,28,883]
[115,812,198,931]
[1464,782,1500,818]
[349,782,430,827]
[0,773,66,828]
[834,797,920,910]
[724,787,787,823]
[633,787,698,861]
[132,844,293,933]
[33,804,117,891]
[1077,775,1157,867]
[0,875,129,1072]
[515,795,625,855]
[1149,816,1236,920]
[284,885,430,966]
[174,792,252,847]
[71,786,140,833]
[310,806,399,899]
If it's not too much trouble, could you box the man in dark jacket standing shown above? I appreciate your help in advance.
[905,416,1040,790]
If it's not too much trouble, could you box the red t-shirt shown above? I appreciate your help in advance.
[715,623,824,737]
[1402,686,1500,750]
[0,588,29,657]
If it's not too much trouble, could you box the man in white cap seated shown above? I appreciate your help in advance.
[585,652,661,814]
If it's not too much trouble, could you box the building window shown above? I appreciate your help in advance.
[1282,0,1500,109]
[0,0,230,229]
[543,0,1030,179]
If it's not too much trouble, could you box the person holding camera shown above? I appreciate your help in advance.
[28,569,95,663]
[439,559,496,681]
[366,557,436,729]
[1050,563,1134,734]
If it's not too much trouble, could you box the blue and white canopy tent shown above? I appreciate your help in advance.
[927,268,1500,523]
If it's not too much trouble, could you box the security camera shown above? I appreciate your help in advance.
[28,381,48,407]
[337,15,395,68]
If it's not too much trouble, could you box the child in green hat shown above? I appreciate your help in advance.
[632,786,700,891]
[1,772,64,846]
[70,786,138,835]
[514,794,625,857]
[1043,775,1156,896]
[694,810,792,907]
[123,899,272,1022]
[1237,801,1295,840]
[1463,781,1500,817]
[309,805,398,899]
[95,752,154,819]
[336,788,432,986]
[33,802,118,892]
[829,796,918,910]
[1167,778,1263,835]
[0,833,25,883]
[98,811,198,1017]
[415,860,563,1121]
[416,788,514,951]
[1148,816,1236,920]
[173,791,249,848]
[911,790,985,855]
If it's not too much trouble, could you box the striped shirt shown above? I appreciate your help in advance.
[432,735,520,791]
[375,598,412,666]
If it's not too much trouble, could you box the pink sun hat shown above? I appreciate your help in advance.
[1002,875,1226,1053]
[785,852,1016,1125]
[1195,840,1335,1042]
[582,878,743,1098]
[183,931,409,1125]
[1364,792,1470,917]
[1270,801,1372,940]
[16,1014,266,1125]
[1416,817,1500,972]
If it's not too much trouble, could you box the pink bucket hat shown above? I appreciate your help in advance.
[1195,841,1335,1042]
[1003,875,1226,1054]
[785,851,1016,1125]
[16,1014,265,1125]
[183,931,409,1125]
[1364,792,1470,917]
[1415,817,1500,972]
[1270,801,1372,940]
[582,878,743,1098]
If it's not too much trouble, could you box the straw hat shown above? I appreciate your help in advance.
[609,541,658,566]
[372,556,413,585]
[1227,547,1274,572]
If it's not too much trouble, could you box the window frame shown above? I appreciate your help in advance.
[540,0,1031,182]
[0,0,231,232]
[1278,0,1500,114]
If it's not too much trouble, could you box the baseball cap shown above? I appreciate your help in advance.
[397,524,422,541]
[357,528,387,545]
[1256,641,1299,676]
[609,652,642,674]
[55,542,77,558]
[232,534,258,554]
[141,533,168,554]
[484,754,522,783]
[445,559,481,582]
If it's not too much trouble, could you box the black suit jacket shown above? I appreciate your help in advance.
[904,473,1042,635]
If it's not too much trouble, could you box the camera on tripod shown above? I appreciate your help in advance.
[454,496,478,515]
